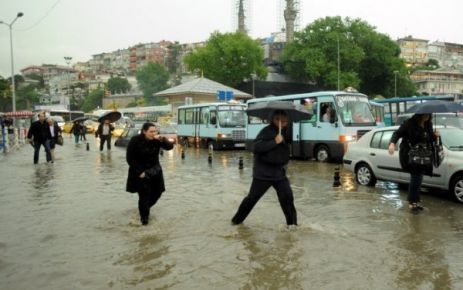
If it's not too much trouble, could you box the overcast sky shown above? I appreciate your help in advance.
[1,0,462,77]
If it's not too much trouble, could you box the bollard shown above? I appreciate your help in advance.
[160,149,163,156]
[181,149,185,159]
[238,156,243,170]
[208,152,212,164]
[86,142,90,151]
[332,166,341,187]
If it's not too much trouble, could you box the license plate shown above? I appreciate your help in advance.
[234,143,245,147]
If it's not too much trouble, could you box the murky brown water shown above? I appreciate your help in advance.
[1,135,463,289]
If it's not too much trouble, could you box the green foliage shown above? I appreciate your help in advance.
[135,62,169,105]
[107,76,131,94]
[410,59,440,73]
[281,16,416,97]
[81,88,104,113]
[184,31,267,87]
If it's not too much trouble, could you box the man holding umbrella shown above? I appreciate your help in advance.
[96,119,115,151]
[231,101,311,227]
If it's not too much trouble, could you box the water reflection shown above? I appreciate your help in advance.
[32,164,55,197]
[396,215,451,289]
[235,226,302,290]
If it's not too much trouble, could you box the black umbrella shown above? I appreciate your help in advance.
[247,101,312,122]
[97,111,122,123]
[247,101,313,134]
[406,100,463,114]
[72,116,89,123]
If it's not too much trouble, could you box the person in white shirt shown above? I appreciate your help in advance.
[96,119,114,151]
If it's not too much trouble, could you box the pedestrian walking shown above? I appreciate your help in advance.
[27,112,52,164]
[388,113,439,211]
[70,121,82,144]
[80,123,87,141]
[46,118,62,162]
[96,119,114,151]
[231,110,298,227]
[126,122,174,225]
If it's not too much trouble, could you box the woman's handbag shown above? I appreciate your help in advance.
[56,135,64,146]
[408,143,433,166]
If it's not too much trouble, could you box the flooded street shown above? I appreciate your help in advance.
[2,136,463,289]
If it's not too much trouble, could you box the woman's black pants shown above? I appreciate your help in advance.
[137,187,162,220]
[232,177,297,225]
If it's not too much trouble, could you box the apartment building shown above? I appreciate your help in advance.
[411,69,463,98]
[397,36,429,66]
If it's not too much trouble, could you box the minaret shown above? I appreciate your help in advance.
[238,0,246,34]
[284,0,297,42]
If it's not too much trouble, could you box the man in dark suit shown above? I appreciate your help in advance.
[27,112,52,164]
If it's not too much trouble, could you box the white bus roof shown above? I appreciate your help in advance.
[178,102,246,109]
[246,91,368,104]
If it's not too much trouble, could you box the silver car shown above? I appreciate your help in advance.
[343,126,463,202]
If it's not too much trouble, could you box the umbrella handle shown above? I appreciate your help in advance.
[279,119,281,135]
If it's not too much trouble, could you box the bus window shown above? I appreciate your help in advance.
[210,110,217,125]
[320,102,335,123]
[300,97,317,122]
[178,109,185,124]
[200,107,210,124]
[218,109,246,128]
[335,96,375,125]
[185,109,194,124]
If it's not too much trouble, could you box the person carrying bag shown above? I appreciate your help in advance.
[388,113,439,212]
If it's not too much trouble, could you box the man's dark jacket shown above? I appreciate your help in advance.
[252,124,291,181]
[27,120,48,143]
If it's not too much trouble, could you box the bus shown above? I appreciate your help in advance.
[33,109,84,122]
[373,95,454,126]
[118,105,172,122]
[177,102,247,150]
[369,101,385,127]
[246,91,380,162]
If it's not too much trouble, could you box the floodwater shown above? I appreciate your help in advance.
[1,135,463,290]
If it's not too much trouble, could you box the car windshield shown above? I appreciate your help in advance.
[218,110,246,128]
[335,95,376,126]
[440,128,463,151]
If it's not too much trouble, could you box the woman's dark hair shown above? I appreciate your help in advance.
[141,122,156,133]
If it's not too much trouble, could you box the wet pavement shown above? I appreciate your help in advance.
[1,134,463,289]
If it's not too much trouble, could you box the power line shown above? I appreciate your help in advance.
[16,0,62,31]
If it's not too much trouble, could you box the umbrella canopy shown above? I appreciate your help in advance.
[71,116,89,123]
[246,101,312,123]
[97,111,121,123]
[406,100,463,114]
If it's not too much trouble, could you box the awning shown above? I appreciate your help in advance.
[4,111,34,118]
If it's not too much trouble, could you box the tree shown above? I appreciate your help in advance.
[81,88,104,113]
[281,16,416,97]
[107,76,131,94]
[135,62,169,105]
[184,31,267,87]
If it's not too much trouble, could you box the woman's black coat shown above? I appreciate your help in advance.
[390,116,436,176]
[126,134,173,194]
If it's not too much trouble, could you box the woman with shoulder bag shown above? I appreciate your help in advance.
[126,122,173,225]
[388,114,439,212]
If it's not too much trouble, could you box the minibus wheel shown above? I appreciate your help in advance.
[315,145,330,162]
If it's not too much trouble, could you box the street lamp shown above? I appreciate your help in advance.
[251,73,257,97]
[64,56,72,120]
[394,70,399,97]
[337,35,340,91]
[0,12,24,112]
